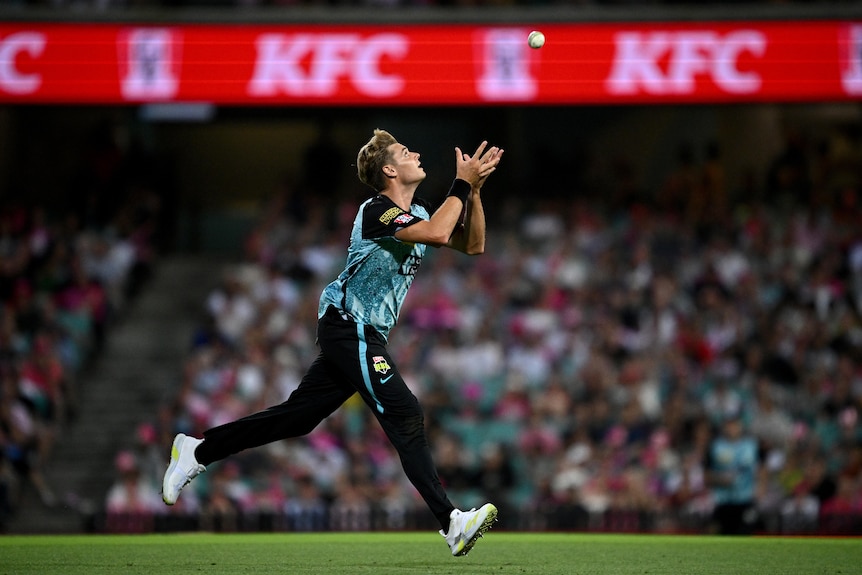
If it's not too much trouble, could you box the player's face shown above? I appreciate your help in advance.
[387,143,426,185]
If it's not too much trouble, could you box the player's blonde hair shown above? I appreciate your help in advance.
[356,128,398,193]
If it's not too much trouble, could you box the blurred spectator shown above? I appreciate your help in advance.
[329,478,372,531]
[473,442,516,519]
[284,474,327,531]
[18,333,67,429]
[434,432,474,498]
[199,461,251,532]
[706,416,760,534]
[104,450,162,532]
[0,365,56,508]
[819,473,862,534]
[748,377,795,449]
[780,482,820,534]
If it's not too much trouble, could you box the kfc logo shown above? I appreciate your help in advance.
[118,28,181,100]
[249,33,408,98]
[0,32,45,94]
[606,30,766,95]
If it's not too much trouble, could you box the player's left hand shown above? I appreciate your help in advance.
[474,145,504,190]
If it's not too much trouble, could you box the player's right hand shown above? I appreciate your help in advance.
[455,141,503,188]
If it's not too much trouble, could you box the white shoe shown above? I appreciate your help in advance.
[439,503,498,556]
[162,433,206,505]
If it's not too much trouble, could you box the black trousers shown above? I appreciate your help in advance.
[196,306,455,530]
[713,501,755,535]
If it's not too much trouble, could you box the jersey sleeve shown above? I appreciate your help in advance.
[361,196,426,240]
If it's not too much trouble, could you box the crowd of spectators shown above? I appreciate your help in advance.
[105,120,862,535]
[0,120,162,531]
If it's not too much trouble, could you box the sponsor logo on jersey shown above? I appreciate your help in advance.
[393,213,414,225]
[379,207,404,225]
[399,253,422,276]
[372,355,391,374]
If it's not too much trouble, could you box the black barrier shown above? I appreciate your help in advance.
[91,507,862,536]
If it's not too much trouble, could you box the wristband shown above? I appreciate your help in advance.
[446,179,471,205]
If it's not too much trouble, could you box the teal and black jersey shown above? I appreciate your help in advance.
[318,194,431,341]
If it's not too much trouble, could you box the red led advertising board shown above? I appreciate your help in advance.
[0,20,860,105]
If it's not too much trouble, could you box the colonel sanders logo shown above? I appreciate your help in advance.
[840,24,862,96]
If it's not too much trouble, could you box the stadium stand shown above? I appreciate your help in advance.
[95,117,862,536]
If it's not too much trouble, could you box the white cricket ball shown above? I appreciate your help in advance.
[528,30,545,49]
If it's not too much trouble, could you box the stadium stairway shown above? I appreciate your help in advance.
[5,254,225,534]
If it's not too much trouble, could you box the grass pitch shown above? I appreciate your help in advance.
[0,532,858,575]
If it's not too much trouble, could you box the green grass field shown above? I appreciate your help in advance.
[1,532,859,575]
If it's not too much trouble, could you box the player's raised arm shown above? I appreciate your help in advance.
[447,143,504,255]
[395,141,502,251]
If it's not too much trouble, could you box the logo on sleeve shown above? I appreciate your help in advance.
[379,207,403,225]
[372,355,392,374]
[393,213,414,225]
